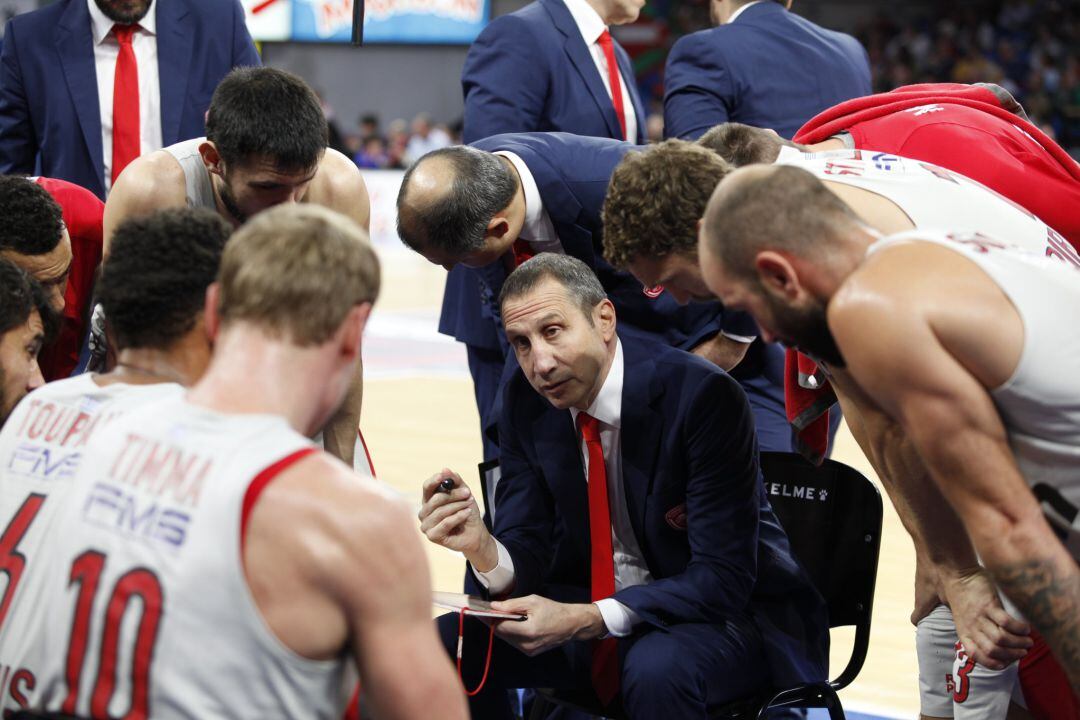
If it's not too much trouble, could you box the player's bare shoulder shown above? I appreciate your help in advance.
[830,239,935,329]
[111,149,190,209]
[104,150,191,248]
[308,149,371,229]
[251,450,417,579]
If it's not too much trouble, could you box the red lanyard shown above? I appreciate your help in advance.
[456,608,496,697]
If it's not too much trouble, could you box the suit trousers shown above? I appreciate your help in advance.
[437,610,770,719]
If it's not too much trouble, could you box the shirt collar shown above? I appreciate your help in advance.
[727,0,765,24]
[494,151,547,241]
[570,339,624,430]
[87,0,157,45]
[562,0,608,45]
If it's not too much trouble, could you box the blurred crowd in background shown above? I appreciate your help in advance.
[327,0,1080,165]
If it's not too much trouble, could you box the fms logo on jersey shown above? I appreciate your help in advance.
[81,433,210,550]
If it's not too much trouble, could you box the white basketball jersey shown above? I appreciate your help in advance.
[30,396,354,719]
[775,146,1080,266]
[0,376,182,714]
[869,231,1080,560]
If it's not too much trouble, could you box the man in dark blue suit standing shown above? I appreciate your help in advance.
[449,0,647,459]
[0,0,260,200]
[664,0,871,142]
[418,254,828,719]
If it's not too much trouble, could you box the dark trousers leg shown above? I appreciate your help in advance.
[465,343,507,461]
[740,373,794,453]
[620,616,770,720]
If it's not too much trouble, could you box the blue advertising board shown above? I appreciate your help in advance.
[246,0,489,45]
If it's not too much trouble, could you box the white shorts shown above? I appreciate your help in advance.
[916,604,1023,718]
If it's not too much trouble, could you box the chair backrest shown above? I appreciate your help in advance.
[758,451,883,691]
[477,459,502,531]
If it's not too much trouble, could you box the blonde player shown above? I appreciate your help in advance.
[29,205,466,719]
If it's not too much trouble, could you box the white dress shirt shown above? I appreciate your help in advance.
[494,151,563,255]
[87,0,163,191]
[561,0,639,143]
[726,0,766,24]
[477,341,651,636]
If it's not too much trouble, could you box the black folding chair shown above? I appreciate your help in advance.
[713,451,883,720]
[530,452,883,720]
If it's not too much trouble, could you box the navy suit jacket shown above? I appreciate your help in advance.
[0,0,260,200]
[469,132,727,353]
[491,333,830,687]
[446,0,647,353]
[664,1,870,140]
[462,0,646,147]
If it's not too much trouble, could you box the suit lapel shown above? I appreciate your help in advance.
[156,0,194,145]
[532,408,591,560]
[542,0,623,140]
[55,0,105,194]
[618,335,664,548]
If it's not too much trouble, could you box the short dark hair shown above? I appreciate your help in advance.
[697,123,787,166]
[603,140,733,267]
[499,253,606,320]
[98,208,231,351]
[0,258,57,343]
[703,165,860,279]
[206,67,328,173]
[396,146,518,257]
[0,176,64,256]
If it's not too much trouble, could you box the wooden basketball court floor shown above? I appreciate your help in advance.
[361,244,919,719]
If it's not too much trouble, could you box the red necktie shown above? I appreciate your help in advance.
[111,24,140,186]
[510,239,535,268]
[576,412,620,706]
[597,30,628,141]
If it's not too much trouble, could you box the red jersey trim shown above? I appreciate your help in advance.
[240,447,319,552]
[356,428,377,478]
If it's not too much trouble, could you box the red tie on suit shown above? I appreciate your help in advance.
[111,24,140,186]
[597,30,628,141]
[510,239,534,268]
[576,412,620,706]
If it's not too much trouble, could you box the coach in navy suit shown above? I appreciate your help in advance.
[0,0,260,200]
[462,0,646,145]
[419,255,828,719]
[450,0,646,459]
[397,133,743,437]
[664,0,871,142]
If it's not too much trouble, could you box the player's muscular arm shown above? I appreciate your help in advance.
[246,456,468,719]
[832,376,1029,662]
[102,153,189,254]
[312,150,372,467]
[691,334,750,371]
[831,287,1080,693]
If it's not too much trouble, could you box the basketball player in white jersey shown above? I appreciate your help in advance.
[0,208,229,714]
[99,66,370,469]
[698,163,1080,701]
[27,204,467,720]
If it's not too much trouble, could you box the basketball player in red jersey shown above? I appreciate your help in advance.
[0,176,103,381]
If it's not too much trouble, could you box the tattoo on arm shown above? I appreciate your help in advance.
[994,557,1080,692]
